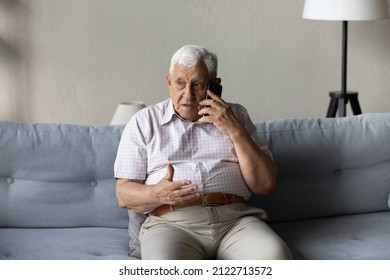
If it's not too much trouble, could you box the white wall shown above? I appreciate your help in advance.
[1,0,389,125]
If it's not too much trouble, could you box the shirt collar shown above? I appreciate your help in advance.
[161,99,204,125]
[161,99,179,125]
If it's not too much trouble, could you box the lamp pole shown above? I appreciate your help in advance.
[341,20,347,95]
[338,20,348,117]
[327,20,362,118]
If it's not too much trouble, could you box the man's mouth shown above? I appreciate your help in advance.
[180,103,196,109]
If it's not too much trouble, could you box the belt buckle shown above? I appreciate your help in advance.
[202,194,223,207]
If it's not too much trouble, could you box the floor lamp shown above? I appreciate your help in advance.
[303,0,389,117]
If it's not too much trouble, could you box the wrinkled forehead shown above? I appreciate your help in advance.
[171,62,210,81]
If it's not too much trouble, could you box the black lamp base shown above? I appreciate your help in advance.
[326,91,362,118]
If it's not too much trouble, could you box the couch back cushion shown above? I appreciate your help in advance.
[0,121,128,228]
[250,113,390,222]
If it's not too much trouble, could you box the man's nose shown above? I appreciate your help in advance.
[183,85,195,99]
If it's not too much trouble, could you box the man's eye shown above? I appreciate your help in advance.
[176,81,185,89]
[193,83,204,90]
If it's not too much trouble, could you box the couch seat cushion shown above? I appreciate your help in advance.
[0,227,133,260]
[270,211,390,260]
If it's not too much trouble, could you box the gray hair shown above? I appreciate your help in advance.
[169,45,218,79]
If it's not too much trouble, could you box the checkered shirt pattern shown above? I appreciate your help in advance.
[114,99,271,200]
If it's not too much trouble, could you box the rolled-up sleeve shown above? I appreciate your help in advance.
[114,114,148,180]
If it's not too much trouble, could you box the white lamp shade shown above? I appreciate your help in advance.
[110,101,146,125]
[303,0,389,21]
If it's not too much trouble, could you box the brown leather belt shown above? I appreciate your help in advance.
[149,193,245,217]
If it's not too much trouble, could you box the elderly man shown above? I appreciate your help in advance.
[114,45,292,260]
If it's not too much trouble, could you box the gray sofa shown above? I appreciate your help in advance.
[1,113,390,260]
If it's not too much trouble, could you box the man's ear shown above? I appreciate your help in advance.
[165,74,171,86]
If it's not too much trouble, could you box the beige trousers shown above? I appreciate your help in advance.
[140,203,292,260]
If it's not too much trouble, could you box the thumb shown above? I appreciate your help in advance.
[164,164,174,181]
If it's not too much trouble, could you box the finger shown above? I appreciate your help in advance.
[200,96,226,110]
[164,164,174,181]
[198,106,213,116]
[174,192,202,205]
[206,90,225,104]
[170,187,201,205]
[206,90,219,99]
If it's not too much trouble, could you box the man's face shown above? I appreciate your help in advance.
[166,62,210,122]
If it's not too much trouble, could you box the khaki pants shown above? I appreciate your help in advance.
[140,203,292,260]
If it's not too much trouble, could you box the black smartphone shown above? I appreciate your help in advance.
[206,81,223,99]
[204,81,223,116]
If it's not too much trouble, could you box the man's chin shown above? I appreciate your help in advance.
[177,111,201,122]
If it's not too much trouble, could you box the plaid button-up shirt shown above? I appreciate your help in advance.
[114,99,271,200]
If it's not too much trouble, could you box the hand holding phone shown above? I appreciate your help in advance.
[203,81,223,117]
